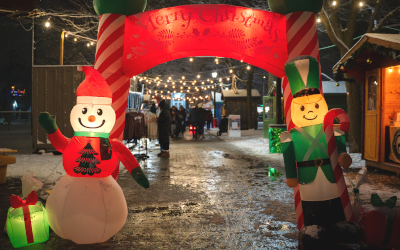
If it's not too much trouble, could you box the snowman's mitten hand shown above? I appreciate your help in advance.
[38,112,58,134]
[131,167,150,189]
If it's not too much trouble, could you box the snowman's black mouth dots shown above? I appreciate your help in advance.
[79,118,105,129]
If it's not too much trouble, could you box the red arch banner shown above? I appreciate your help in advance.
[123,4,287,78]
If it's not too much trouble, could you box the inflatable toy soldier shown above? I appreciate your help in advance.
[280,56,362,246]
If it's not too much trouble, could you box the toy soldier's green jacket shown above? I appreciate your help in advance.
[281,123,346,184]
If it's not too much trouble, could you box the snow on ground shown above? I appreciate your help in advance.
[211,128,400,209]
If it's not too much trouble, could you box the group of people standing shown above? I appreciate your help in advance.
[149,100,213,158]
[170,105,186,137]
[189,103,213,139]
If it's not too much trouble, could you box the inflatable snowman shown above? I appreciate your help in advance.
[38,66,149,244]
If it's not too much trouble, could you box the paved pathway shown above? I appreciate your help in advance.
[1,130,398,249]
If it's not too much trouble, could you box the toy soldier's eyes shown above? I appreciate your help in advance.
[300,106,305,111]
[315,103,319,109]
[97,109,103,116]
[82,108,87,114]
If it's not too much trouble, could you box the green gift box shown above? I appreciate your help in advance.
[6,191,49,248]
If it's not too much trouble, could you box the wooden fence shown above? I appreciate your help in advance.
[32,66,85,151]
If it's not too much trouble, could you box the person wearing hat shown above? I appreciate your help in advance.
[279,56,362,245]
[196,102,206,139]
[150,101,157,114]
[156,99,171,157]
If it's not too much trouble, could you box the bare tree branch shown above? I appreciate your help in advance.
[373,5,400,32]
[367,0,385,33]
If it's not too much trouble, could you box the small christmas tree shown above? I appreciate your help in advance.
[74,140,101,176]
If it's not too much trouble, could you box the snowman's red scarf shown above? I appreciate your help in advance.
[74,131,112,159]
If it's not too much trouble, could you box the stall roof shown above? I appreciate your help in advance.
[333,33,400,72]
[222,89,260,98]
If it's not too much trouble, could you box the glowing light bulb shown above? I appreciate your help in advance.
[359,2,363,7]
[182,76,185,79]
[197,74,201,78]
[172,82,175,85]
[90,42,94,45]
[183,82,186,85]
[173,86,175,88]
[45,21,50,27]
[247,66,251,70]
[189,58,193,62]
[389,68,393,72]
[165,84,167,87]
[317,18,321,23]
[202,82,204,84]
[168,77,172,80]
[65,33,68,37]
[332,1,337,6]
[74,38,77,42]
[87,43,90,47]
[229,69,233,73]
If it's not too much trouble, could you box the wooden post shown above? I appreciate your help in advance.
[60,31,65,65]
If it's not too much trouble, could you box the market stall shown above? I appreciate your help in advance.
[333,33,400,173]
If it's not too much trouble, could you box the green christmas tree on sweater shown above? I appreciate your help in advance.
[74,140,101,176]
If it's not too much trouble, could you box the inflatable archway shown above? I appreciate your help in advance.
[93,0,329,232]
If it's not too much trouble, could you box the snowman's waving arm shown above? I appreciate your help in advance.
[38,112,69,153]
[110,139,149,189]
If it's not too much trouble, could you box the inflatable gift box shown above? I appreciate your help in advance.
[6,191,49,248]
[358,193,400,248]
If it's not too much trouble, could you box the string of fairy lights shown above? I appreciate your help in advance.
[135,59,257,102]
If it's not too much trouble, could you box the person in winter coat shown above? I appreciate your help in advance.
[150,102,157,114]
[189,106,197,138]
[157,99,171,158]
[170,106,177,137]
[176,105,186,137]
[196,103,206,139]
[205,109,213,130]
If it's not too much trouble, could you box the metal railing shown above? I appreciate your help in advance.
[0,111,32,131]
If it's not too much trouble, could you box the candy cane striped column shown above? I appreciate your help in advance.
[94,13,130,142]
[94,14,130,181]
[323,109,355,223]
[284,12,322,231]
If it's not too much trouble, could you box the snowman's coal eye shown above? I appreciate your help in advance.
[82,108,87,114]
[300,106,305,111]
[97,109,103,116]
[315,103,319,109]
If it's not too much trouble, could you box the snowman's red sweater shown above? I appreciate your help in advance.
[48,129,140,178]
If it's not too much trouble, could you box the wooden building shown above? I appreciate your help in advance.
[221,89,260,130]
[333,33,400,173]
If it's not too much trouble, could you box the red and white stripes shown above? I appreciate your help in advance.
[284,11,322,231]
[323,109,355,223]
[94,14,130,142]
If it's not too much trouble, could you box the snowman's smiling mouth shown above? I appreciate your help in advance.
[78,118,105,129]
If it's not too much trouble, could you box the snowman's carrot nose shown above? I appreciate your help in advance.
[88,115,96,122]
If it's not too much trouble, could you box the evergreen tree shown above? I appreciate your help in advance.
[74,141,101,176]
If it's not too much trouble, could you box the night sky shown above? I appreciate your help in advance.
[0,0,399,111]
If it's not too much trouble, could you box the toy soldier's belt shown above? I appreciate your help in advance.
[296,157,330,168]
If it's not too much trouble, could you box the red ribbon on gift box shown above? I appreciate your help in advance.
[10,191,38,244]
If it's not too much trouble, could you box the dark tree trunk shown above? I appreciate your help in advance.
[345,74,362,153]
[246,66,255,129]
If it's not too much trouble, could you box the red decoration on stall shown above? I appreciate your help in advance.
[123,4,287,78]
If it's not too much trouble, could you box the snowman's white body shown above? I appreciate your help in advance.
[46,175,127,244]
[46,91,128,244]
